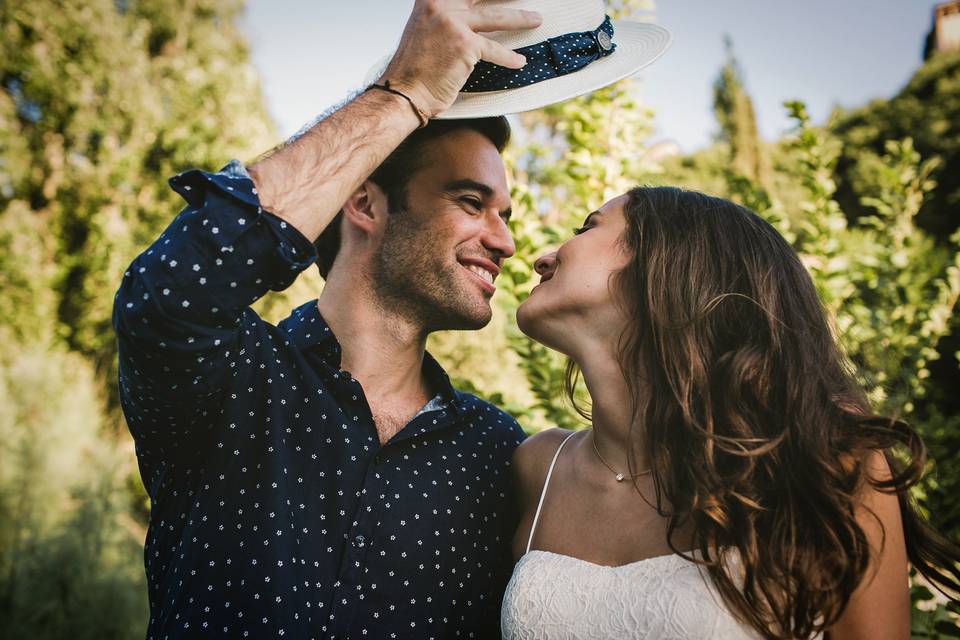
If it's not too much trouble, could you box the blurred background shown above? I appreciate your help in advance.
[1,0,958,637]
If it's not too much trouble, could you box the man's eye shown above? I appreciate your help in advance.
[460,197,482,210]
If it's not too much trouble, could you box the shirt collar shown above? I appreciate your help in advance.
[279,299,339,353]
[277,300,460,413]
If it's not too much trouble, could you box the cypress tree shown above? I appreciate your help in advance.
[712,35,769,187]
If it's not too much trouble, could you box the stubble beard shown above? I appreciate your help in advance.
[371,210,492,333]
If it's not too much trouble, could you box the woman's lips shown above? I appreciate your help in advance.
[530,270,555,294]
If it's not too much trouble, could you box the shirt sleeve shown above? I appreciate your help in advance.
[112,161,317,459]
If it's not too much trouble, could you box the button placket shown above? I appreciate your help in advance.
[328,465,378,639]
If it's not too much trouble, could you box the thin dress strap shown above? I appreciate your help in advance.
[525,430,578,554]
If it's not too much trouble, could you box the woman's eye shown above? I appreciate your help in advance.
[573,225,590,235]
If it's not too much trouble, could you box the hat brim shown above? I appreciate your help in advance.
[439,21,670,119]
[443,21,670,119]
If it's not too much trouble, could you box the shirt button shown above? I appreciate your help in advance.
[353,535,366,548]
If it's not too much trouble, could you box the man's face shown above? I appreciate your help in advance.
[372,129,514,332]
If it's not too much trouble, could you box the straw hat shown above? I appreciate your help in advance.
[365,0,671,119]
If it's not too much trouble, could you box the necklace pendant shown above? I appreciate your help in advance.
[615,473,624,482]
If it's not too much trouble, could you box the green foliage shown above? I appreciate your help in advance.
[0,201,56,342]
[921,407,960,546]
[783,103,960,415]
[0,334,148,638]
[911,578,960,638]
[0,0,277,393]
[832,50,960,240]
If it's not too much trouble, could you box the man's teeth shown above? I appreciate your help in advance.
[465,264,494,284]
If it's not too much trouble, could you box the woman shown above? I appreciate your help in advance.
[502,187,960,639]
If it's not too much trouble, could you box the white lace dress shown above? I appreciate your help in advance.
[501,432,769,640]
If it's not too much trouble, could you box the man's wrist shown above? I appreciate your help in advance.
[365,82,430,128]
[245,84,421,242]
[355,84,425,132]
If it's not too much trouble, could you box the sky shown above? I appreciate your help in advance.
[240,1,944,153]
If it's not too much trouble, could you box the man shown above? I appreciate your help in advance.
[114,0,669,637]
[114,2,541,638]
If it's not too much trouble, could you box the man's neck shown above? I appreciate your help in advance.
[316,277,433,408]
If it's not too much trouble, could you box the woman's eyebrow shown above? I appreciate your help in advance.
[581,211,601,226]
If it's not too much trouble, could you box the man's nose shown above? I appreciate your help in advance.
[484,216,516,262]
[534,252,557,275]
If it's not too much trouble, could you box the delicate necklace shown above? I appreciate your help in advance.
[591,432,651,482]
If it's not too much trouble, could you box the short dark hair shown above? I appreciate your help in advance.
[313,116,511,278]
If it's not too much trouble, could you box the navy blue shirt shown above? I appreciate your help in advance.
[113,164,526,639]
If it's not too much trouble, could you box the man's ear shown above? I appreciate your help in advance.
[341,180,388,238]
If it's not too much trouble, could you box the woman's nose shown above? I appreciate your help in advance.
[534,252,557,275]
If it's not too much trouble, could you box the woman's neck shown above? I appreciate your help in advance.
[577,348,650,474]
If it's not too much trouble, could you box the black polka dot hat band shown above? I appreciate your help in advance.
[460,15,617,93]
[364,0,671,119]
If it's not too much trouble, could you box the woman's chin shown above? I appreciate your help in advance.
[516,298,541,338]
[516,301,565,353]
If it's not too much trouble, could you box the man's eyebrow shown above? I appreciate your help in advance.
[444,179,512,219]
[443,179,494,196]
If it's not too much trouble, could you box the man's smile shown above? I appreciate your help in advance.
[458,257,499,293]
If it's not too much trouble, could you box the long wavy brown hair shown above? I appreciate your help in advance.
[568,186,960,638]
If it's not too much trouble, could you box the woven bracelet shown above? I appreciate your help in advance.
[365,81,430,129]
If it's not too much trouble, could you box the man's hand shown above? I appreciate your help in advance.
[381,0,542,117]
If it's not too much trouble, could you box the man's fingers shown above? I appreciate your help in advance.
[466,7,542,33]
[478,36,527,69]
[467,7,540,68]
[384,0,539,114]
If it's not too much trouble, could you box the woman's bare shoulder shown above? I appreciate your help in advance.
[512,428,578,494]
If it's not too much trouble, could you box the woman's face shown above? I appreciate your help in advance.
[516,194,633,356]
